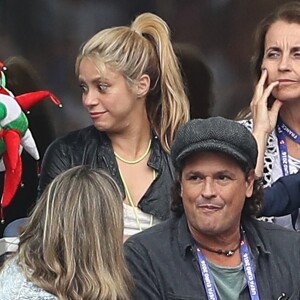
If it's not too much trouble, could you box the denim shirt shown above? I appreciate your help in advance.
[124,215,300,300]
[0,256,58,300]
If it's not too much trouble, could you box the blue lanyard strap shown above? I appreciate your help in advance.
[196,248,219,300]
[276,118,300,175]
[277,118,300,144]
[276,118,299,227]
[240,239,260,299]
[276,120,290,176]
[196,236,260,300]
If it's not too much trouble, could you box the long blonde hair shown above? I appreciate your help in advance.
[76,12,190,152]
[16,166,132,300]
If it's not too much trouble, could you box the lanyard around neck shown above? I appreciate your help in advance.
[195,235,260,300]
[276,118,300,227]
[277,118,300,144]
[276,121,290,176]
[120,168,156,231]
[276,117,300,175]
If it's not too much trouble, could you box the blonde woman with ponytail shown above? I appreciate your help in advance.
[0,166,132,299]
[38,13,190,240]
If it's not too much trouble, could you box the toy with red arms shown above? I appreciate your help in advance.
[0,61,62,222]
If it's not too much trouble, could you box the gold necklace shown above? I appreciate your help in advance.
[114,139,152,164]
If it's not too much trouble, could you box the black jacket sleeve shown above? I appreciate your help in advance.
[37,138,72,199]
[261,171,300,217]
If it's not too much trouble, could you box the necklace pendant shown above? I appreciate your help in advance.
[226,250,234,257]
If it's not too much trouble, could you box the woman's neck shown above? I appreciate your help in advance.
[109,122,152,161]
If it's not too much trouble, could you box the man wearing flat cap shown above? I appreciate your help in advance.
[124,117,300,300]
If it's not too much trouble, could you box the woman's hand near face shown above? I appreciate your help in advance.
[251,69,282,135]
[251,69,282,176]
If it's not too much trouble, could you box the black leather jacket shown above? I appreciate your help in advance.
[38,125,175,221]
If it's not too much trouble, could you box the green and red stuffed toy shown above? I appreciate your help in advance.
[0,61,62,222]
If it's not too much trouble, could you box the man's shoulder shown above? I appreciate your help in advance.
[247,217,300,241]
[49,126,105,152]
[57,125,99,143]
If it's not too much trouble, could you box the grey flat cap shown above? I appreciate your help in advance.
[171,117,258,170]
